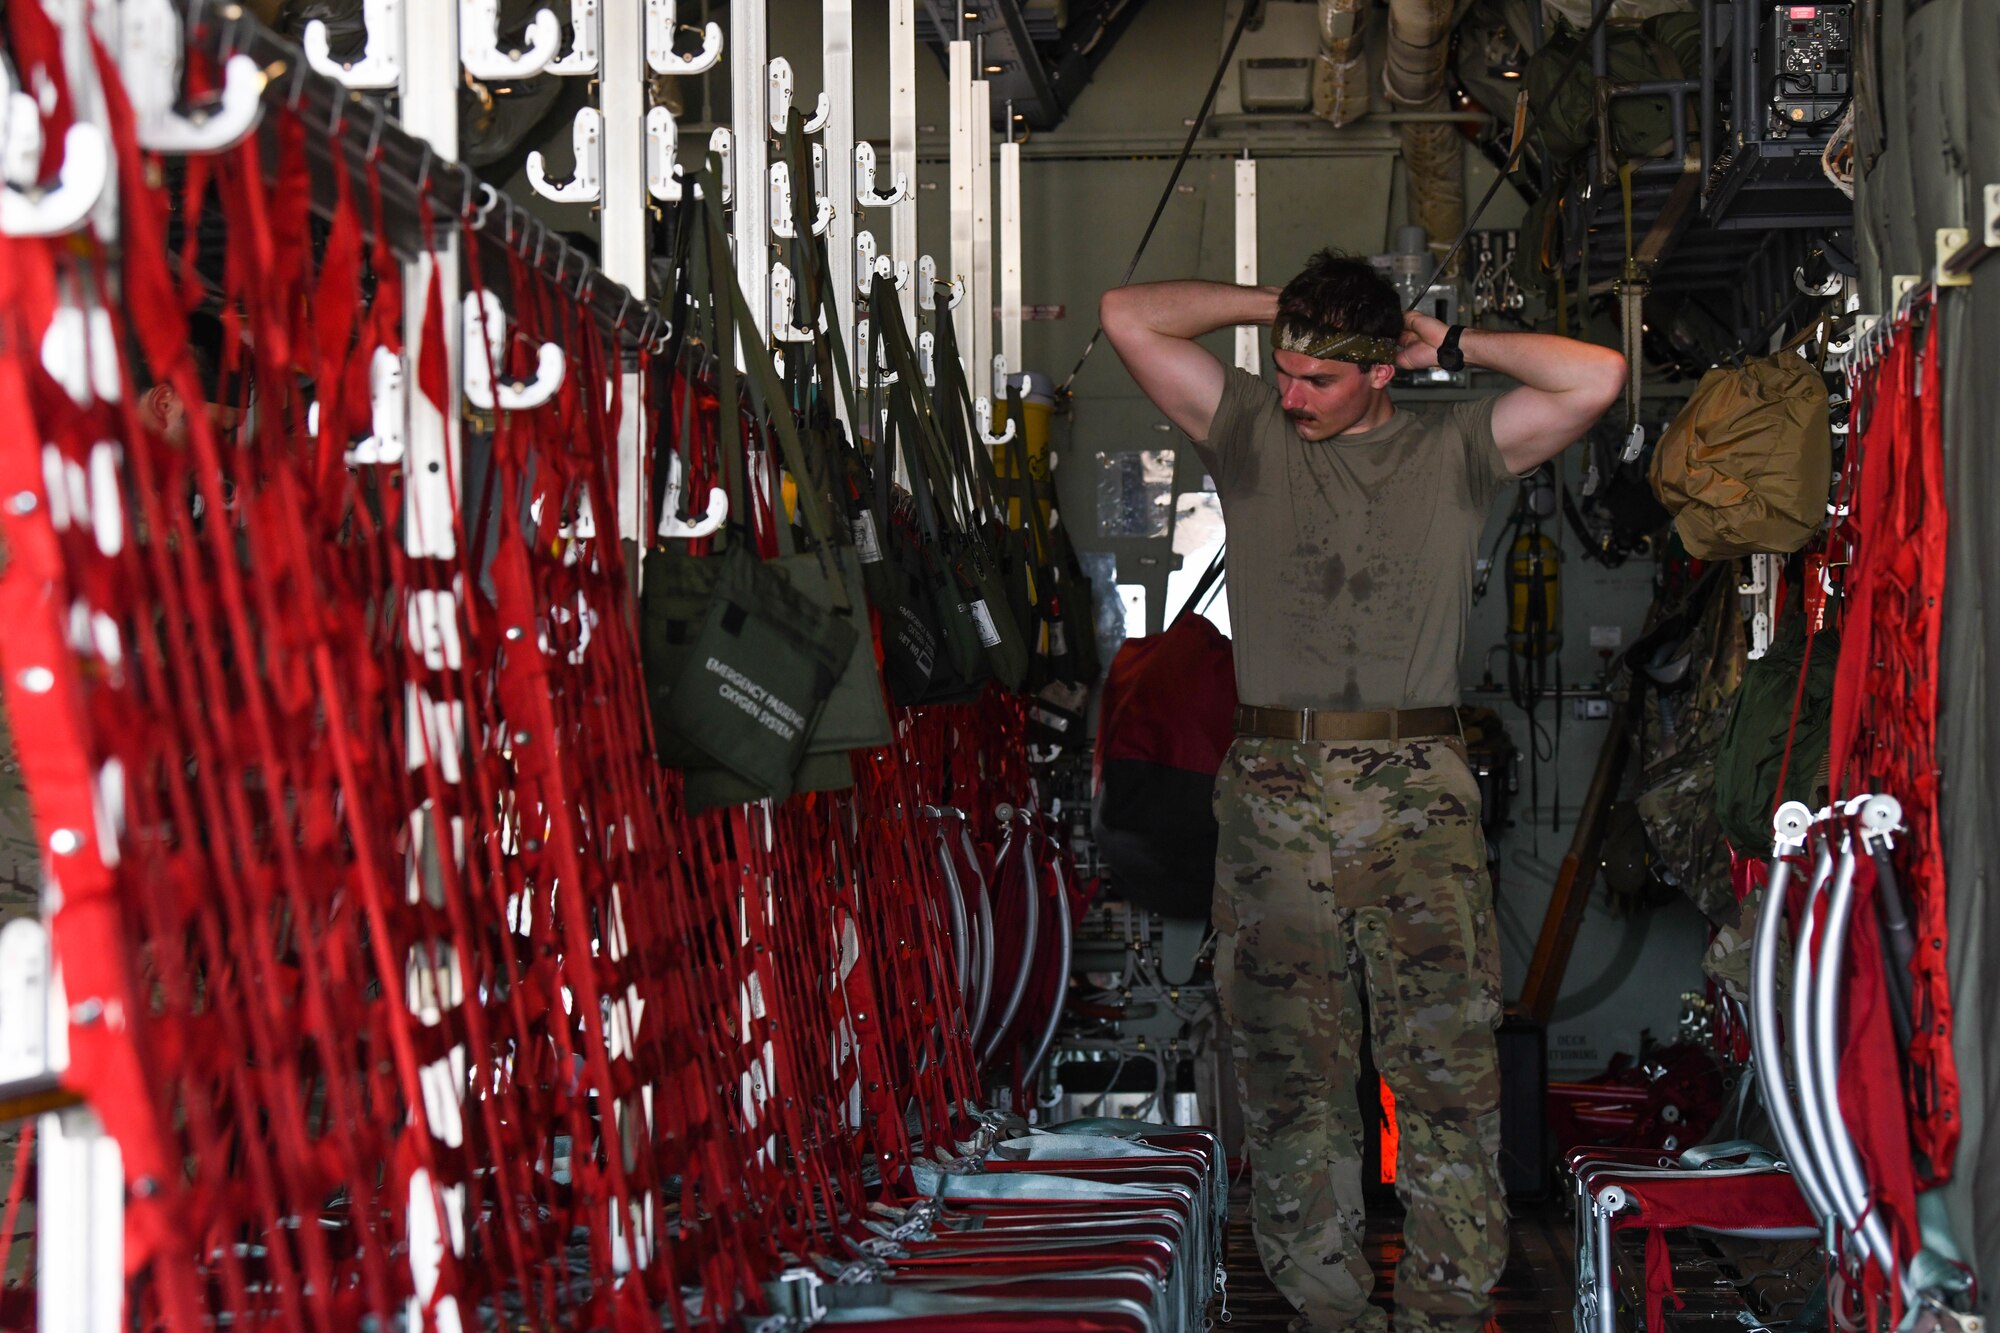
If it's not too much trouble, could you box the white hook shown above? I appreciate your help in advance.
[304,0,403,89]
[976,397,1015,446]
[547,0,601,76]
[346,346,408,466]
[767,59,830,136]
[463,291,566,411]
[856,319,896,387]
[917,256,962,312]
[459,0,561,81]
[918,330,935,388]
[657,453,730,539]
[708,129,734,204]
[0,78,108,238]
[644,106,689,202]
[856,231,877,294]
[771,263,816,344]
[527,106,602,204]
[645,0,724,75]
[991,353,1009,400]
[855,142,908,209]
[121,0,266,153]
[769,161,833,239]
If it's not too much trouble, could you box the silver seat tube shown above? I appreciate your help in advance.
[1789,834,1872,1265]
[1812,799,1903,1287]
[1750,802,1839,1225]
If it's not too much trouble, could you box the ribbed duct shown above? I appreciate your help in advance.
[1384,0,1466,272]
[1313,0,1371,127]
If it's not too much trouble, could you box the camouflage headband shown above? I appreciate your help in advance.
[1271,318,1402,366]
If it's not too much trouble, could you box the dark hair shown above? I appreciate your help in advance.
[1277,249,1403,340]
[133,310,229,402]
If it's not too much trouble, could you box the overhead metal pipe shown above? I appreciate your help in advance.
[1383,0,1465,268]
[1314,0,1371,126]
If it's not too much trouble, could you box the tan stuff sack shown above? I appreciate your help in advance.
[1649,340,1832,559]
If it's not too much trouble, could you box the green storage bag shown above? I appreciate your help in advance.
[1714,615,1838,855]
[1526,13,1703,166]
[656,542,856,800]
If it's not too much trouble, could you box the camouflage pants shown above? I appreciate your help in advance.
[1213,736,1507,1333]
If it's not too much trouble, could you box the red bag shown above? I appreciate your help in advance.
[1090,553,1237,918]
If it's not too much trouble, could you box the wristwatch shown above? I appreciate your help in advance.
[1436,324,1467,372]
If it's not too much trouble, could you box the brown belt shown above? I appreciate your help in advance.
[1234,704,1463,743]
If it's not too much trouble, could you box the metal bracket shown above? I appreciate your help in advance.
[459,0,561,80]
[1739,552,1777,661]
[527,106,602,204]
[771,263,816,344]
[657,452,729,540]
[346,346,408,465]
[121,0,266,153]
[768,58,830,136]
[975,396,1015,446]
[546,0,601,75]
[1936,229,1973,289]
[304,0,403,88]
[645,0,724,76]
[0,69,107,238]
[855,140,907,208]
[463,291,566,411]
[644,108,690,202]
[763,1268,828,1325]
[917,329,934,386]
[769,160,833,239]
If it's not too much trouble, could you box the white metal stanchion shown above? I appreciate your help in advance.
[948,41,974,360]
[999,137,1023,389]
[402,8,471,1329]
[970,78,994,394]
[890,0,919,335]
[733,0,771,356]
[600,0,650,546]
[24,7,137,1326]
[824,0,856,434]
[1235,157,1259,374]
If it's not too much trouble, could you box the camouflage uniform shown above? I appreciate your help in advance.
[1213,734,1507,1333]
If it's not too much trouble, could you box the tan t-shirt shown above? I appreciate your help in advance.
[1192,367,1515,712]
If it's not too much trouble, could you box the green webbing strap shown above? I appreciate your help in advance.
[696,156,849,592]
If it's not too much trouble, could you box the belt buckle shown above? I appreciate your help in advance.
[1294,707,1313,741]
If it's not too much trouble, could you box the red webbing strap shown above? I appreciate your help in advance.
[1831,849,1919,1325]
[1828,314,1960,1180]
[1606,1169,1817,1331]
[2,0,75,182]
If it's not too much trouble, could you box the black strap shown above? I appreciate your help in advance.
[1170,548,1226,627]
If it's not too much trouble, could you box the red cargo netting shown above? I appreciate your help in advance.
[0,38,1053,1332]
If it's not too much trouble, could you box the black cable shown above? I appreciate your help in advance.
[1056,1,1259,397]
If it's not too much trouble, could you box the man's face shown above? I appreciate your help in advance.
[1272,348,1393,441]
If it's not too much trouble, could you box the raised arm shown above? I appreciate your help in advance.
[1099,281,1279,441]
[1396,311,1626,473]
